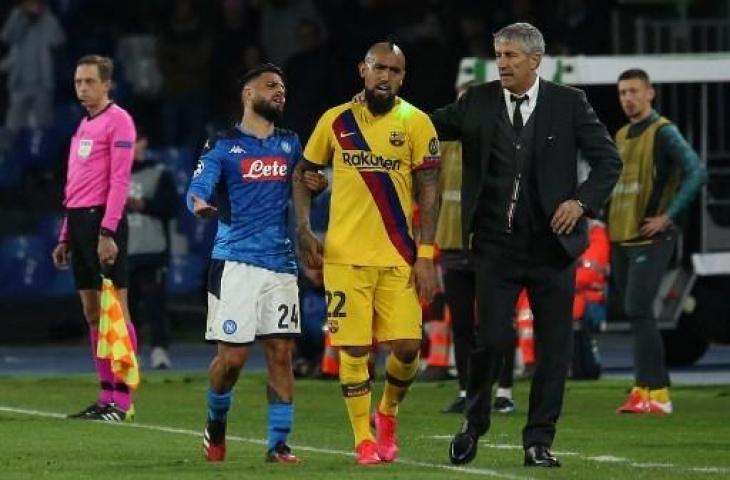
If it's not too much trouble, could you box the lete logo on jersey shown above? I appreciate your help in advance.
[240,156,288,182]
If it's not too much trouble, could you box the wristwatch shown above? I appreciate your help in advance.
[574,199,587,213]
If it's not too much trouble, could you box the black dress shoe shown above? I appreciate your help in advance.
[524,444,561,467]
[449,422,479,465]
[441,396,466,414]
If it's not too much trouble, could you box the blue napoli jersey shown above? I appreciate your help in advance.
[186,127,301,274]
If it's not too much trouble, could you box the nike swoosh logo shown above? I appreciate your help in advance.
[339,131,356,138]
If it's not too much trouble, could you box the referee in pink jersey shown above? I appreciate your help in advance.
[51,55,138,422]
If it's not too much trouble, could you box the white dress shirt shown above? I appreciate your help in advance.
[503,77,540,126]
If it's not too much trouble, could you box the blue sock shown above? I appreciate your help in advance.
[207,389,232,422]
[267,402,293,450]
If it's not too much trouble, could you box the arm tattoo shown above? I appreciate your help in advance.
[414,168,439,245]
[291,162,312,232]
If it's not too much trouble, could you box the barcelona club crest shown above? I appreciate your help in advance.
[327,319,339,334]
[389,131,405,147]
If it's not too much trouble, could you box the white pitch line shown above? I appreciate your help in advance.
[588,455,629,463]
[0,406,531,480]
[427,434,730,475]
[629,463,675,469]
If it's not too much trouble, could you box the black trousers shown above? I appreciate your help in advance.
[444,266,515,391]
[444,267,476,391]
[128,263,170,348]
[465,242,575,448]
[609,235,676,389]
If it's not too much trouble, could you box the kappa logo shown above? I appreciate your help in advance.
[241,156,288,182]
[229,145,246,154]
[339,131,356,138]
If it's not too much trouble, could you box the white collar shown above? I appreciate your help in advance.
[503,76,540,105]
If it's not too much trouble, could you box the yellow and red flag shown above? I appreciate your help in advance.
[97,277,140,389]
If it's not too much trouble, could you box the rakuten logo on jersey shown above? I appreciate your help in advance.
[240,156,288,182]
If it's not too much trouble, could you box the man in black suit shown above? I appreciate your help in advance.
[432,23,621,468]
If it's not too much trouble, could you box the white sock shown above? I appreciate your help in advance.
[459,390,466,398]
[496,387,512,399]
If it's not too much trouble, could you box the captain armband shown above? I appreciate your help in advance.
[417,244,435,260]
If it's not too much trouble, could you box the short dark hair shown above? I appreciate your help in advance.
[618,68,651,84]
[77,55,114,81]
[237,63,285,90]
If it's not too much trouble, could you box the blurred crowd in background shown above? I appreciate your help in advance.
[0,0,726,352]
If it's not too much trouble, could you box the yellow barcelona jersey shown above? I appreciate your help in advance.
[304,98,440,266]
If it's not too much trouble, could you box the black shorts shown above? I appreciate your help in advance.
[67,206,128,290]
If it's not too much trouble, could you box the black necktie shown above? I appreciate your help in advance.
[510,94,528,134]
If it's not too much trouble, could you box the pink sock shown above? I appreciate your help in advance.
[112,321,138,412]
[113,383,133,412]
[90,327,114,405]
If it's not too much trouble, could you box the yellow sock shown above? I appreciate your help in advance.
[339,350,373,447]
[649,387,670,403]
[378,353,419,416]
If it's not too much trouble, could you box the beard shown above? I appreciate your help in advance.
[364,87,395,115]
[252,98,283,122]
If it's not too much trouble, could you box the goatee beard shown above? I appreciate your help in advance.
[252,99,283,122]
[364,88,395,115]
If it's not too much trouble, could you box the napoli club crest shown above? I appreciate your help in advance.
[223,319,237,335]
[281,140,292,154]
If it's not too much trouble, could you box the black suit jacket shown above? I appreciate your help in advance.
[431,79,621,259]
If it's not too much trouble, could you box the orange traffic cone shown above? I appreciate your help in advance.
[320,327,339,378]
[515,290,535,367]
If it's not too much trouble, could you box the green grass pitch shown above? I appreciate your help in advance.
[1,373,729,479]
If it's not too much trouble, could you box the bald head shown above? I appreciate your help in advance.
[364,42,406,67]
[359,42,406,115]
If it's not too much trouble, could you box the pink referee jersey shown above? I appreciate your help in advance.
[59,102,136,241]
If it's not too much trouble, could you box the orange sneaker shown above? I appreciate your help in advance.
[616,387,649,414]
[373,410,399,462]
[355,439,382,465]
[203,418,226,462]
[266,442,302,463]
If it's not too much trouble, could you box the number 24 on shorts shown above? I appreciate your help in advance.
[277,304,299,329]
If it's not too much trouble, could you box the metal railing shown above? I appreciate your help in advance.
[635,18,730,53]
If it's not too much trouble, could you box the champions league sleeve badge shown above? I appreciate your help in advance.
[429,137,440,155]
[193,159,205,177]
